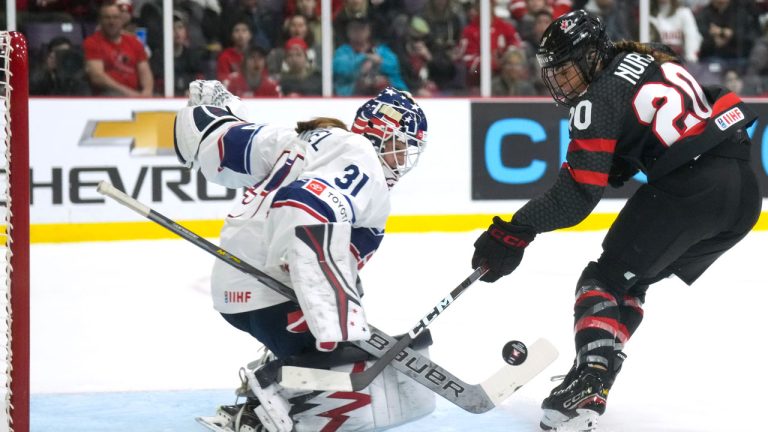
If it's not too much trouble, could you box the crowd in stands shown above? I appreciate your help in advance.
[13,0,768,98]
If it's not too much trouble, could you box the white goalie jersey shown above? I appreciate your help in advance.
[175,105,391,314]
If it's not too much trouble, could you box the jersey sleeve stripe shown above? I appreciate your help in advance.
[217,124,265,174]
[271,200,331,223]
[711,91,742,117]
[569,167,609,186]
[569,138,618,153]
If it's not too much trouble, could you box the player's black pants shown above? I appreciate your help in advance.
[221,301,315,359]
[573,153,761,372]
[602,154,760,290]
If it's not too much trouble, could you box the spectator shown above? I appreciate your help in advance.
[227,45,281,97]
[722,68,744,94]
[491,47,536,96]
[514,0,562,46]
[421,0,464,92]
[267,14,321,75]
[30,36,90,95]
[83,3,154,96]
[584,0,634,40]
[508,0,571,22]
[333,0,394,47]
[649,0,702,63]
[392,16,440,96]
[116,0,137,33]
[175,0,223,52]
[696,0,761,70]
[530,9,554,44]
[368,0,410,45]
[293,0,324,45]
[684,0,711,13]
[527,10,554,94]
[459,0,522,89]
[171,11,205,96]
[217,19,252,85]
[332,17,407,96]
[279,37,322,96]
[742,22,768,95]
[220,0,277,51]
[422,0,464,51]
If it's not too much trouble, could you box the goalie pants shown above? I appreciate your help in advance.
[573,154,761,370]
[222,301,314,358]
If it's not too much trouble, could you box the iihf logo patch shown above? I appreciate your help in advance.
[715,107,744,131]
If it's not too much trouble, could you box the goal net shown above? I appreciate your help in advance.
[0,31,29,432]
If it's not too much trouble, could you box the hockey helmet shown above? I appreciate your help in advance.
[351,87,428,186]
[536,10,612,106]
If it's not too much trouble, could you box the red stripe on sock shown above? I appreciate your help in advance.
[575,316,620,336]
[576,290,617,305]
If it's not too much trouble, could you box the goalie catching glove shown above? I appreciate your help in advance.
[187,79,250,119]
[472,216,536,282]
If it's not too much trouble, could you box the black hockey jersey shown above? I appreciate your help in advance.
[513,51,757,233]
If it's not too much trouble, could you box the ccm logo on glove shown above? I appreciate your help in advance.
[471,216,536,282]
[489,227,530,248]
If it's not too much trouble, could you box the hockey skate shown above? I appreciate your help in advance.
[539,364,610,431]
[197,397,266,432]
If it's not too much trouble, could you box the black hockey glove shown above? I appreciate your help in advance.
[472,216,536,283]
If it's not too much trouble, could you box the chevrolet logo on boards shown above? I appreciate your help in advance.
[79,111,176,156]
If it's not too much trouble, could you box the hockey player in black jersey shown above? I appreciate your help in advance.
[471,10,761,432]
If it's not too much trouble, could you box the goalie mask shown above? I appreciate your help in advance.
[351,87,428,186]
[537,10,612,107]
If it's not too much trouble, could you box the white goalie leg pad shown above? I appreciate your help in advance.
[244,368,293,432]
[288,223,370,343]
[283,346,436,432]
[367,357,436,429]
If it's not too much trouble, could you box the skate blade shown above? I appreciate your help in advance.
[196,415,233,432]
[540,408,599,431]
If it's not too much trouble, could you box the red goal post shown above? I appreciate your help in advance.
[0,31,30,432]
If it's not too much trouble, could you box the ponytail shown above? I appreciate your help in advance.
[612,40,679,64]
[295,117,349,134]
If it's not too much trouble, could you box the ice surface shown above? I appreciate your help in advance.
[31,230,767,431]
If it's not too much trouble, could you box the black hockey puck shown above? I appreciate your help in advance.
[502,340,528,366]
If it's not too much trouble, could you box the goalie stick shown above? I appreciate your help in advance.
[97,181,558,414]
[280,263,487,392]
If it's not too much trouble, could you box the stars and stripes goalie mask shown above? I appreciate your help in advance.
[537,10,613,107]
[351,87,428,187]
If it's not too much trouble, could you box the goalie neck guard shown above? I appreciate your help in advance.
[351,87,428,186]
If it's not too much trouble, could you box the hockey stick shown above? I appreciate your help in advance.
[280,265,487,392]
[97,181,558,414]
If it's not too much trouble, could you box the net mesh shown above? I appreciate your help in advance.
[1,30,13,432]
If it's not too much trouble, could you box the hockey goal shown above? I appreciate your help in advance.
[0,31,29,432]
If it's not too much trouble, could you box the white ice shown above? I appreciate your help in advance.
[32,230,768,431]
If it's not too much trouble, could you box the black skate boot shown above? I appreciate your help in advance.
[539,364,610,431]
[216,398,267,432]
